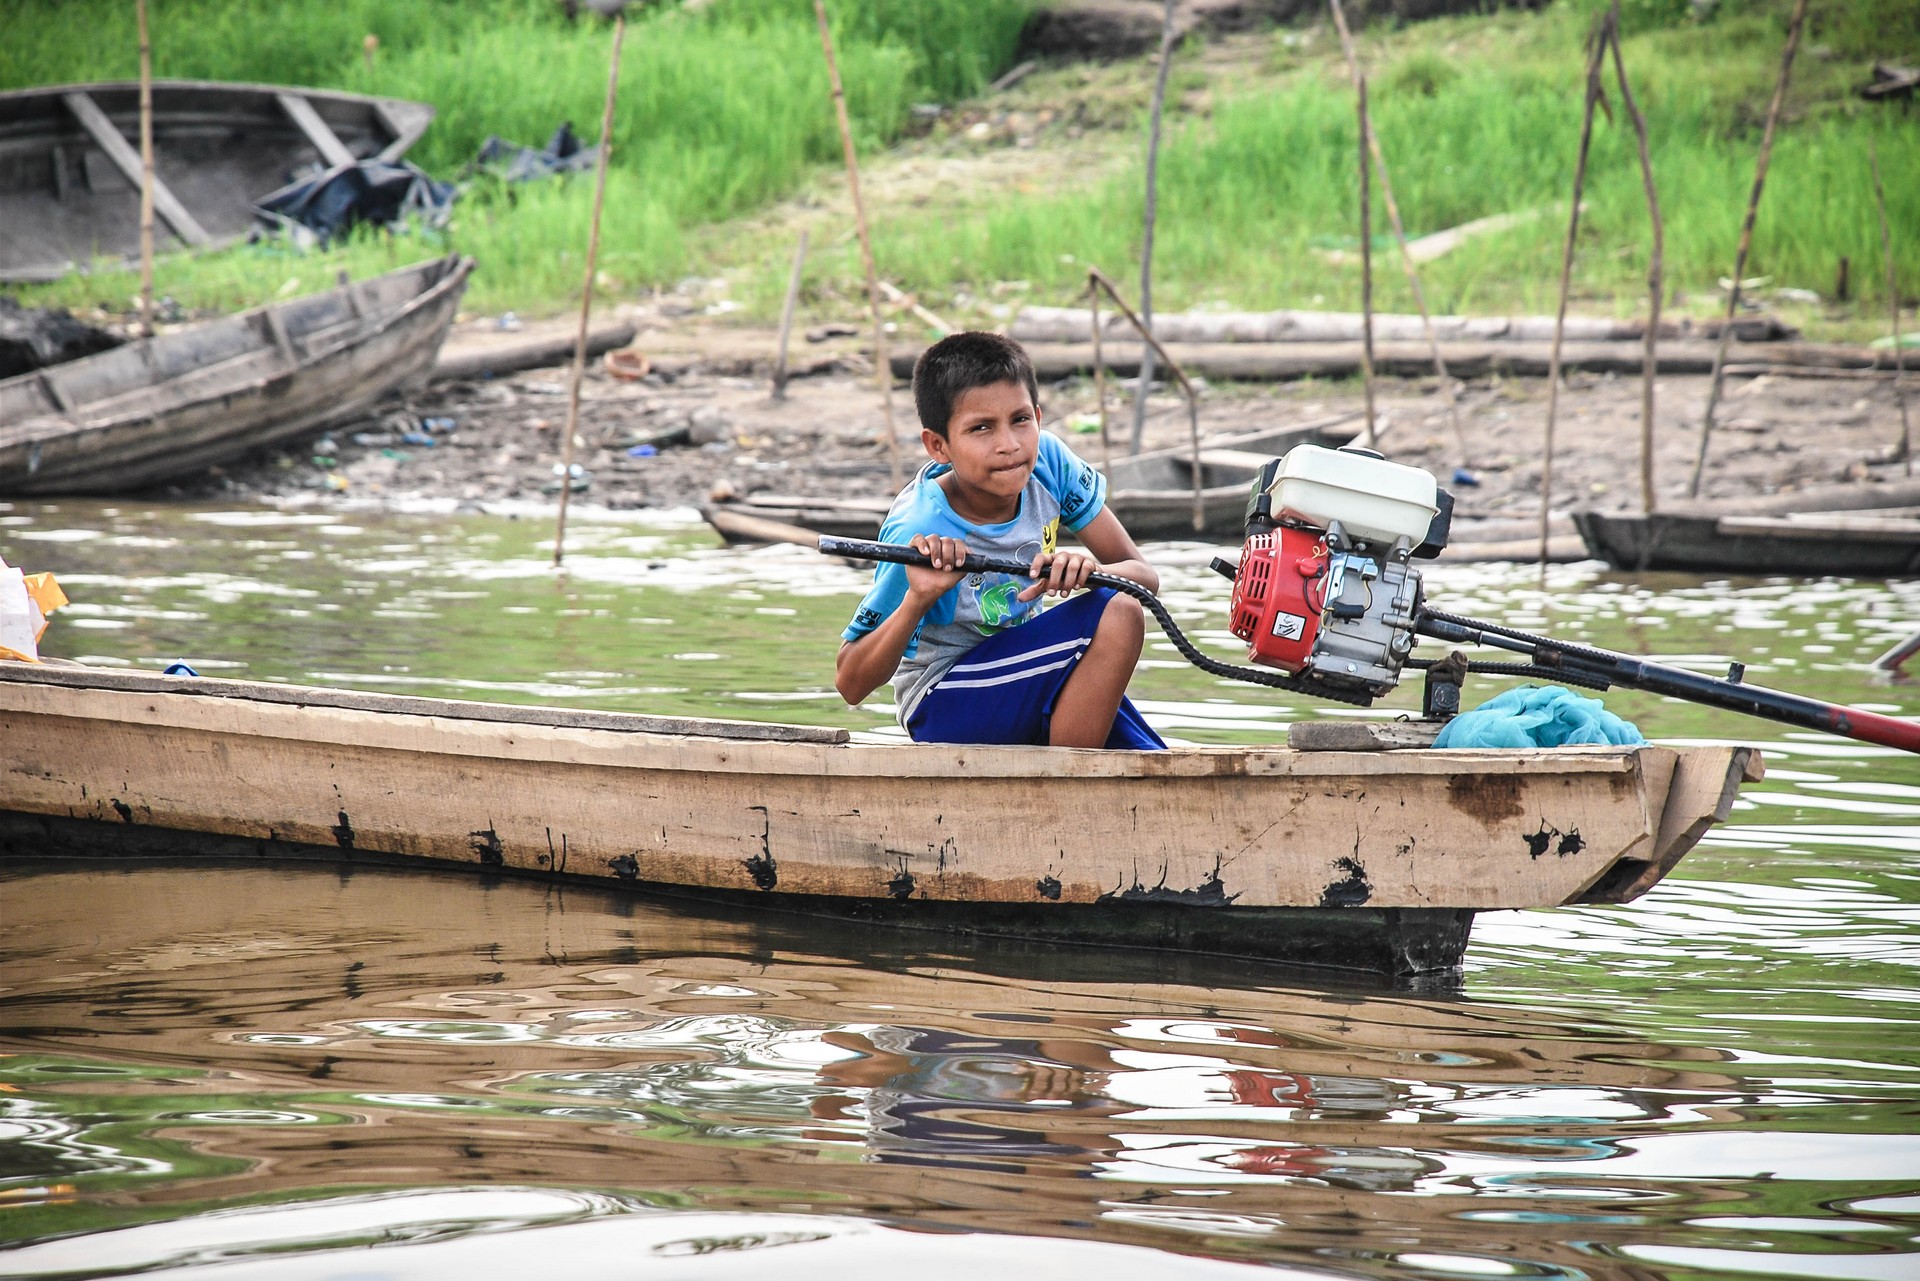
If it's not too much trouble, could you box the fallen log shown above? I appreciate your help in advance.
[1673,476,1920,518]
[1721,364,1901,380]
[1010,305,1796,346]
[1436,536,1587,564]
[894,339,1886,382]
[432,320,635,383]
[1451,515,1579,543]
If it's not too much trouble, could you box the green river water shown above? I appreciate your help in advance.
[2,501,1918,1281]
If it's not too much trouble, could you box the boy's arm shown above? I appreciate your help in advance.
[1017,509,1158,601]
[835,534,968,706]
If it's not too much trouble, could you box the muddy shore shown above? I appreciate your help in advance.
[182,312,1917,541]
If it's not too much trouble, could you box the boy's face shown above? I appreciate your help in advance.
[925,379,1040,504]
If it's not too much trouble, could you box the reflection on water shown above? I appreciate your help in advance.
[1,1193,1324,1281]
[3,500,1920,1278]
[5,864,1920,1280]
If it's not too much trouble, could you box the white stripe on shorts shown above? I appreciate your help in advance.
[943,636,1087,677]
[931,654,1081,691]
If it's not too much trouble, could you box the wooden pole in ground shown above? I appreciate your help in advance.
[1091,267,1203,530]
[814,0,902,490]
[1129,0,1179,456]
[1357,73,1377,448]
[136,0,155,339]
[1869,140,1913,477]
[1606,9,1664,514]
[1539,16,1611,573]
[1688,0,1808,498]
[1327,0,1468,465]
[771,228,808,402]
[552,9,624,569]
[1089,273,1112,478]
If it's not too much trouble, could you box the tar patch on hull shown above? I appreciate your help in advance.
[469,827,505,867]
[741,851,778,890]
[1319,856,1371,907]
[1100,856,1238,906]
[1523,821,1586,859]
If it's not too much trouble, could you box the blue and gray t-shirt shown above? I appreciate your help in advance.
[842,431,1106,726]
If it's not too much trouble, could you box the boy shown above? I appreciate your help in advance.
[835,331,1165,750]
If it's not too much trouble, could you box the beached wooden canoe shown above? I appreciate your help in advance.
[0,255,472,495]
[1572,508,1920,576]
[0,80,433,282]
[705,419,1360,546]
[0,661,1761,976]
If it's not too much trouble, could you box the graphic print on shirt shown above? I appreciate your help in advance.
[972,524,1056,633]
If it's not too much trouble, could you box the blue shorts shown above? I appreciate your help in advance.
[906,588,1166,750]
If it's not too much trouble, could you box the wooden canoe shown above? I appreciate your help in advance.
[0,661,1761,976]
[705,418,1360,546]
[0,254,472,495]
[0,80,434,282]
[1572,508,1920,576]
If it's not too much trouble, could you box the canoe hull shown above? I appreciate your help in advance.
[0,255,472,494]
[708,420,1361,545]
[1573,510,1920,576]
[0,664,1760,976]
[0,809,1476,978]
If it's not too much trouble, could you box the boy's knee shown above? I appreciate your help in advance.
[1097,591,1146,641]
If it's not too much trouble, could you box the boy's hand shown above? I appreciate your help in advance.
[906,534,969,603]
[1019,550,1098,601]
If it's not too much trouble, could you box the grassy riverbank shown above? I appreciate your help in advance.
[724,0,1917,339]
[873,5,1919,324]
[3,0,1915,336]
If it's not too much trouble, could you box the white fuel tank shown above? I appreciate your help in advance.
[1267,444,1439,546]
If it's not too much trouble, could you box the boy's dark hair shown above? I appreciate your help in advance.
[911,331,1040,437]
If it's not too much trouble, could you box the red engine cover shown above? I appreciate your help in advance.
[1228,526,1328,672]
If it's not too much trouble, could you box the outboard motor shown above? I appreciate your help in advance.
[1224,444,1454,701]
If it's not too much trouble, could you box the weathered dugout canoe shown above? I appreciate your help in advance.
[706,418,1360,545]
[0,80,433,282]
[0,255,472,494]
[0,662,1761,976]
[1572,509,1920,576]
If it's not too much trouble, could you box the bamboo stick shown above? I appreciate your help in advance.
[1090,274,1112,479]
[1539,16,1611,571]
[877,280,953,336]
[1357,73,1376,449]
[1129,0,1179,456]
[1873,624,1920,674]
[552,9,625,569]
[814,0,902,491]
[1869,140,1913,477]
[1606,8,1663,514]
[1090,267,1203,531]
[1327,0,1469,465]
[771,228,808,402]
[136,0,154,339]
[1688,0,1809,498]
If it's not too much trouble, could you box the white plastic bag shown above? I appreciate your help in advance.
[0,556,66,662]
